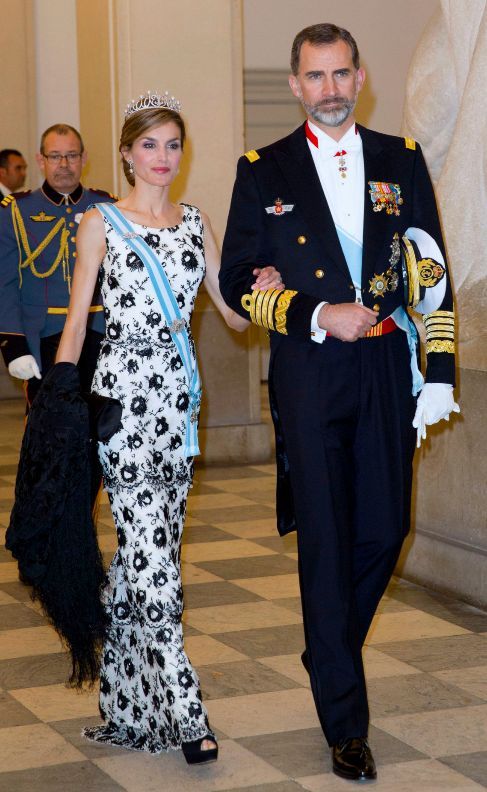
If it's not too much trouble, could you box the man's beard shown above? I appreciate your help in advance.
[302,95,356,127]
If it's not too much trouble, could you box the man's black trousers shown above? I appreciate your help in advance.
[271,329,416,746]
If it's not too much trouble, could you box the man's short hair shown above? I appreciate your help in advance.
[0,149,23,169]
[40,124,84,154]
[291,23,360,75]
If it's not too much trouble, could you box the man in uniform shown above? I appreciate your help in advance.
[220,24,459,782]
[0,124,116,406]
[0,149,28,198]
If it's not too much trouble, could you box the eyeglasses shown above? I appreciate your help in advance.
[42,153,82,163]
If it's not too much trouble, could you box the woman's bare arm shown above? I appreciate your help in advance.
[201,211,283,332]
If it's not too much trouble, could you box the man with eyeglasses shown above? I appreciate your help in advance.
[0,123,117,406]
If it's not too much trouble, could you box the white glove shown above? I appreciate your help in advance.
[413,382,460,448]
[8,354,41,381]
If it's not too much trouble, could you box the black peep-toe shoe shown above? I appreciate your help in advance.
[182,735,218,764]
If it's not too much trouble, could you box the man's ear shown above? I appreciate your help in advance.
[35,152,45,174]
[288,74,301,100]
[356,67,366,94]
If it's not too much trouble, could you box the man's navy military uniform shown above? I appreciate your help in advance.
[220,123,455,746]
[0,180,116,403]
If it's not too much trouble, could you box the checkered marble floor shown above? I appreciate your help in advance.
[0,397,486,791]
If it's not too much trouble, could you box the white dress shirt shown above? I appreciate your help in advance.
[0,182,11,198]
[306,120,365,342]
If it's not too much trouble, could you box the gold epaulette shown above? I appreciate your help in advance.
[244,150,260,163]
[423,310,455,354]
[404,137,416,150]
[89,187,119,200]
[241,288,297,335]
[1,190,31,207]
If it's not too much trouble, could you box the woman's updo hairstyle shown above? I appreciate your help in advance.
[119,107,186,186]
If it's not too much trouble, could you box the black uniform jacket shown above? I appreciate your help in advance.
[219,123,456,534]
[220,123,455,384]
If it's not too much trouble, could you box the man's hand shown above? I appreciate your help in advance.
[251,266,284,291]
[413,383,460,447]
[317,303,378,342]
[8,354,41,381]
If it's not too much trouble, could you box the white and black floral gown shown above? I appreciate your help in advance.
[83,204,213,753]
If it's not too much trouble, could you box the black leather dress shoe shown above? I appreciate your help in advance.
[332,737,377,781]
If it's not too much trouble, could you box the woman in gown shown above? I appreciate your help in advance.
[55,93,282,762]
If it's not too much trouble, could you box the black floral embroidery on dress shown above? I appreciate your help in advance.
[107,321,122,340]
[131,396,147,416]
[144,232,160,249]
[190,233,203,251]
[145,310,162,328]
[126,251,145,272]
[181,250,199,272]
[148,374,164,390]
[84,205,213,754]
[120,292,136,309]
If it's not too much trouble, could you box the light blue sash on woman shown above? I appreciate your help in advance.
[96,203,201,457]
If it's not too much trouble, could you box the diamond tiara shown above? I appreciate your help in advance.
[124,90,182,118]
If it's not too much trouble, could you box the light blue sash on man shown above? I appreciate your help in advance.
[96,203,201,456]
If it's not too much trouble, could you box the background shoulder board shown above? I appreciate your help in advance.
[1,195,13,207]
[89,187,118,199]
[404,137,416,150]
[245,150,260,163]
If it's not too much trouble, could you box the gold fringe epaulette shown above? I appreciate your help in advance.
[424,310,455,354]
[241,288,297,335]
[244,150,260,163]
[404,137,416,150]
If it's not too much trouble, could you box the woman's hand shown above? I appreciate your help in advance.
[251,266,284,291]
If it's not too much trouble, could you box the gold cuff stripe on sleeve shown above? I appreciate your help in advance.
[426,340,455,354]
[266,289,280,330]
[426,331,455,341]
[241,288,297,333]
[426,327,455,341]
[424,317,455,326]
[425,325,455,335]
[260,289,274,329]
[424,321,455,331]
[425,314,455,324]
[254,289,266,326]
[424,310,455,321]
[241,288,281,330]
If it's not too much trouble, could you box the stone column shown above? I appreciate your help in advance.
[400,0,487,607]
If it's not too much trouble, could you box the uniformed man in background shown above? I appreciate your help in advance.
[0,149,28,198]
[220,23,459,782]
[0,124,116,405]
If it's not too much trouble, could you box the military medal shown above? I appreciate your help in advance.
[369,273,390,297]
[334,150,348,179]
[389,232,400,267]
[265,198,294,215]
[368,181,403,215]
